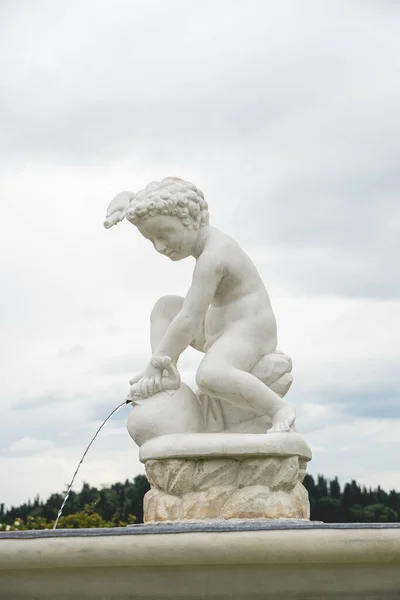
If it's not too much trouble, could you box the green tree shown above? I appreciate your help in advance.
[361,504,398,523]
[329,477,341,500]
[313,497,342,523]
[2,473,399,528]
[316,475,328,499]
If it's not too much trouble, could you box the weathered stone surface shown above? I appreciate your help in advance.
[144,454,310,522]
[298,459,307,483]
[146,458,196,496]
[236,457,279,488]
[193,459,239,490]
[181,486,234,520]
[292,481,311,519]
[236,456,298,490]
[144,489,181,522]
[270,456,299,491]
[263,490,302,519]
[221,486,271,519]
[145,460,168,493]
[142,489,159,522]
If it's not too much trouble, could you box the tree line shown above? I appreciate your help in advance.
[304,474,399,523]
[0,474,398,530]
[0,475,150,531]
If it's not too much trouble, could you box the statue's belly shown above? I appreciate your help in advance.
[204,300,277,352]
[204,305,228,340]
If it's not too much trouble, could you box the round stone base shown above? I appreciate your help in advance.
[141,433,311,523]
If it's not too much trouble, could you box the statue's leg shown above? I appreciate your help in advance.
[195,332,295,433]
[150,295,206,354]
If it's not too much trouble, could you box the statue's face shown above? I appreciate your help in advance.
[136,215,197,261]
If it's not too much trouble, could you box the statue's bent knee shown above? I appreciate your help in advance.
[196,363,221,395]
[151,295,184,321]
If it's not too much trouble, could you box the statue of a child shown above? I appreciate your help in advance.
[104,177,295,433]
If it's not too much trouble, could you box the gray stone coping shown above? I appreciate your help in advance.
[1,520,400,539]
[2,522,400,598]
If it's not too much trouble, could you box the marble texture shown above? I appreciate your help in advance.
[139,432,312,462]
[105,177,295,438]
[105,177,312,522]
[127,385,205,447]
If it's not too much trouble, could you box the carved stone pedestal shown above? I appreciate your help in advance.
[139,433,312,522]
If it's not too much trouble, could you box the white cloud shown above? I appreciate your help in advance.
[358,471,400,493]
[306,416,400,490]
[0,426,145,507]
[7,437,55,455]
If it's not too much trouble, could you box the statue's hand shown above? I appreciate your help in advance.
[139,361,164,398]
[128,356,180,400]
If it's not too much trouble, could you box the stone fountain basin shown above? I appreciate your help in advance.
[1,522,400,599]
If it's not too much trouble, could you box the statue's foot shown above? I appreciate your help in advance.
[267,405,296,434]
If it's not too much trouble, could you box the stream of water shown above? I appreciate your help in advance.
[53,400,128,530]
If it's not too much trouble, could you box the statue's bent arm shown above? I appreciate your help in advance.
[154,254,223,362]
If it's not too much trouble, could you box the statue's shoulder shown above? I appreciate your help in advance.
[197,239,227,275]
[204,226,237,255]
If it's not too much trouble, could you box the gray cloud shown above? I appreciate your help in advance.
[98,353,149,376]
[2,384,129,452]
[1,0,399,300]
[255,244,400,300]
[302,386,400,419]
[1,1,398,165]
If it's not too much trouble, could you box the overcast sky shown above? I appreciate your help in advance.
[1,0,399,507]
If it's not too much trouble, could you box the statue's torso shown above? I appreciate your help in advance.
[201,229,277,354]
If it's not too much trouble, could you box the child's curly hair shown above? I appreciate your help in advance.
[126,177,209,230]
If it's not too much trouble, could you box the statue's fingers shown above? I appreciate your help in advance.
[154,373,162,394]
[162,357,174,375]
[143,377,154,398]
[129,372,144,385]
[140,377,149,398]
[128,382,140,399]
[162,356,171,366]
[151,356,165,370]
[163,360,180,389]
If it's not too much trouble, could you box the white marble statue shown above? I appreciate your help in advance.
[104,177,312,522]
[104,177,295,436]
